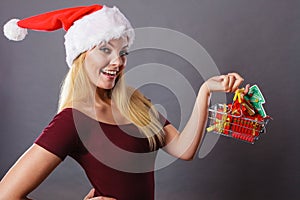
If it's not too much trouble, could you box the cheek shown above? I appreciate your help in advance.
[93,54,104,65]
[123,57,127,65]
[120,57,127,70]
[85,51,109,69]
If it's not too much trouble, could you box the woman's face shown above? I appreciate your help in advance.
[84,37,129,90]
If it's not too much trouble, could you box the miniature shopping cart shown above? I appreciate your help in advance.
[206,104,270,144]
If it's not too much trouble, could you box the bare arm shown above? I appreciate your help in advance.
[0,144,62,200]
[163,73,247,160]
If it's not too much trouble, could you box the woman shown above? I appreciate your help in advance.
[0,4,247,200]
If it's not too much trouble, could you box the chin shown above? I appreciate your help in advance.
[97,84,115,90]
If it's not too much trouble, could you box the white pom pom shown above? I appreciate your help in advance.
[3,19,28,41]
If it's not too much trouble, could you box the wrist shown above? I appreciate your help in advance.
[199,82,211,97]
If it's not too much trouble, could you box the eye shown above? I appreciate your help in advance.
[99,47,112,54]
[119,50,129,57]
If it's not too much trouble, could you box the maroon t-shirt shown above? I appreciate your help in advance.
[35,108,170,200]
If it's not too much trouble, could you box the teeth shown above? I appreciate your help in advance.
[102,69,118,75]
[107,71,116,75]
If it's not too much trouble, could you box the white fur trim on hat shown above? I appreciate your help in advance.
[3,19,28,41]
[64,5,135,68]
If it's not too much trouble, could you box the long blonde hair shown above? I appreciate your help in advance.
[58,52,165,150]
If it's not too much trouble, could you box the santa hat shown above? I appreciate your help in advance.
[3,4,135,67]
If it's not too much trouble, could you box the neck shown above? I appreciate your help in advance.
[95,88,111,105]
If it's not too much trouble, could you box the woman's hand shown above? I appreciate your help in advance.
[84,188,116,200]
[204,72,249,93]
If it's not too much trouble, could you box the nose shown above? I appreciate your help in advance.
[110,55,124,68]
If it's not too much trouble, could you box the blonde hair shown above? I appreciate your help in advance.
[58,52,165,150]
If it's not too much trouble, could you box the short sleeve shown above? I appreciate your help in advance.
[146,97,171,127]
[34,108,79,161]
[158,112,170,127]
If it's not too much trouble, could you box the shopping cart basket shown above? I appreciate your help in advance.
[207,104,270,144]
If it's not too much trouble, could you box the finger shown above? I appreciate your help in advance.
[84,188,95,199]
[227,72,244,92]
[227,72,244,81]
[231,77,244,92]
[228,75,236,92]
[222,75,229,91]
[244,84,250,94]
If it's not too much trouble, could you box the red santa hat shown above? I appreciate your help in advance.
[3,4,135,67]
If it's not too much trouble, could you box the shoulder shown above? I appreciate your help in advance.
[56,107,74,118]
[43,107,91,136]
[41,108,77,136]
[57,107,90,122]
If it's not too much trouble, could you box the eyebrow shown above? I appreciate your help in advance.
[107,41,128,49]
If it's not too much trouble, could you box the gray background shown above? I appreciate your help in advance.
[1,0,299,199]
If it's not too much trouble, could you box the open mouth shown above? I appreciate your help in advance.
[100,68,119,78]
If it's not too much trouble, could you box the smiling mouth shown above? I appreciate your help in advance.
[100,68,119,78]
